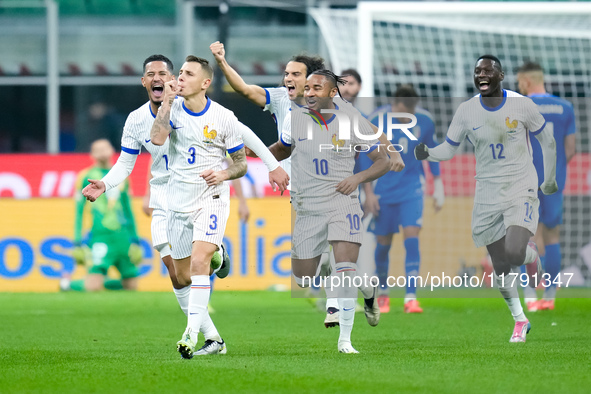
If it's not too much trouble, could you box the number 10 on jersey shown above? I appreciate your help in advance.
[313,158,328,175]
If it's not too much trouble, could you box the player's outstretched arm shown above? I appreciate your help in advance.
[201,148,248,186]
[83,151,138,202]
[151,79,177,145]
[82,179,106,202]
[210,41,267,107]
[414,140,459,162]
[336,147,389,195]
[534,125,558,195]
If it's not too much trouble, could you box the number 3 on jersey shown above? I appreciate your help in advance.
[188,147,196,164]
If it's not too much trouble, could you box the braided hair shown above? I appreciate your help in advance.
[309,69,348,98]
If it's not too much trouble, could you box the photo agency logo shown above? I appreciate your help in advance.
[304,108,419,153]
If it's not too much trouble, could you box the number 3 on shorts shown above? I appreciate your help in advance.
[209,214,218,230]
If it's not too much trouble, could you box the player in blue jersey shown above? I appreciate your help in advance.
[517,61,576,312]
[360,85,444,313]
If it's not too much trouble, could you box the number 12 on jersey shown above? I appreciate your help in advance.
[489,143,505,160]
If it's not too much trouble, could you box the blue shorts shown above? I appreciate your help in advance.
[369,198,423,236]
[538,190,563,228]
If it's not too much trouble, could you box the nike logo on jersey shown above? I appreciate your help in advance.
[472,126,484,131]
[298,137,308,141]
[189,312,199,315]
[172,126,184,129]
[145,139,151,143]
[349,232,359,236]
[206,232,218,236]
[343,307,354,311]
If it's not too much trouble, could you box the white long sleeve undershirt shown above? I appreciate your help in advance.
[239,123,280,171]
[426,141,459,162]
[102,151,138,191]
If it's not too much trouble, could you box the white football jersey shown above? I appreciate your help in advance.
[264,87,293,181]
[168,97,244,213]
[121,101,171,211]
[446,89,546,205]
[282,103,380,200]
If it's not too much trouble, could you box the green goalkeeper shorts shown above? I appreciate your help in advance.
[87,234,139,279]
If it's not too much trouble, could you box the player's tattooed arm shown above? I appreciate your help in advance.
[151,79,178,145]
[200,148,248,186]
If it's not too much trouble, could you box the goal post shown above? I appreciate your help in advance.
[310,2,591,288]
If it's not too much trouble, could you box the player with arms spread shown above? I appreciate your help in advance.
[415,55,557,343]
[269,70,390,353]
[517,61,576,312]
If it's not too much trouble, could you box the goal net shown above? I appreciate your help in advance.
[310,2,591,291]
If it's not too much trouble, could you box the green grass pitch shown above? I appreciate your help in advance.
[1,291,590,393]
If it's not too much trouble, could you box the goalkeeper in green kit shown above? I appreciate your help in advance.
[63,139,143,292]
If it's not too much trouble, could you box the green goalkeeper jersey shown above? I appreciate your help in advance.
[74,166,139,245]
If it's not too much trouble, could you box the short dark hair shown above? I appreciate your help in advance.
[185,55,214,78]
[290,54,325,77]
[394,84,419,110]
[477,54,502,71]
[143,54,174,73]
[517,61,544,74]
[341,68,362,85]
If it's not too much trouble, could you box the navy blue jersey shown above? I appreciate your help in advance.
[528,94,575,192]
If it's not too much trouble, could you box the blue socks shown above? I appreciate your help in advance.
[375,243,391,290]
[544,243,561,289]
[404,237,420,295]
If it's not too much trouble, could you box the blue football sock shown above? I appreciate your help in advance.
[404,237,420,295]
[375,242,391,290]
[545,243,561,290]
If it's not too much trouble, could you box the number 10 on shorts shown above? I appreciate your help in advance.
[347,214,360,234]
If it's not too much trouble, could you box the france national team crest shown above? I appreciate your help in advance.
[505,117,518,130]
[331,133,345,151]
[203,125,217,144]
[505,117,518,140]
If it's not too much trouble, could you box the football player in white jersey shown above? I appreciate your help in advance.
[210,42,405,327]
[268,70,391,353]
[82,55,287,338]
[81,55,232,316]
[150,56,285,359]
[414,55,557,343]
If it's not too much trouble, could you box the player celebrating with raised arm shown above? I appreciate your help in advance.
[414,55,557,343]
[361,85,444,314]
[151,56,248,359]
[210,41,404,172]
[269,70,390,353]
[517,61,576,312]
